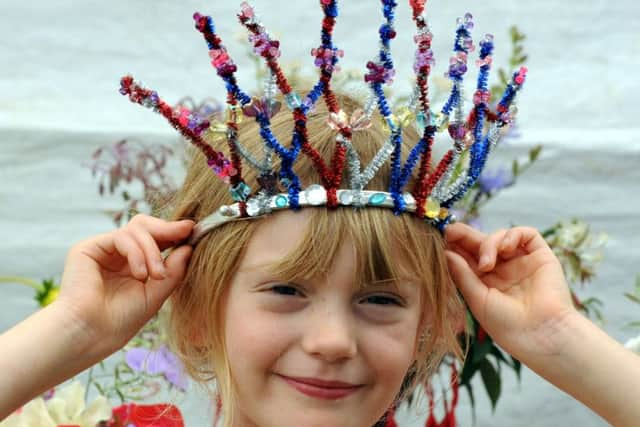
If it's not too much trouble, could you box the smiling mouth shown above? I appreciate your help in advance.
[277,374,363,400]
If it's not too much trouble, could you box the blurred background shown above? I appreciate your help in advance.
[1,0,639,426]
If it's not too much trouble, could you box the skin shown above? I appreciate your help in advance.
[223,211,423,427]
[0,215,638,426]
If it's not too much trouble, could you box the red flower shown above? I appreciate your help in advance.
[109,403,184,427]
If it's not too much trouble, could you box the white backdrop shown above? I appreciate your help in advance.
[1,0,639,426]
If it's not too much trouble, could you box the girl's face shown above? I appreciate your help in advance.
[223,211,425,427]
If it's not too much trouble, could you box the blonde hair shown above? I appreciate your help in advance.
[166,93,466,426]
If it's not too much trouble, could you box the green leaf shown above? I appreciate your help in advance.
[460,347,477,386]
[490,346,508,365]
[512,159,520,177]
[625,293,640,304]
[472,336,494,365]
[479,359,502,411]
[529,145,542,163]
[464,383,476,414]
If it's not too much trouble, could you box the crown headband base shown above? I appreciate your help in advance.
[189,186,453,245]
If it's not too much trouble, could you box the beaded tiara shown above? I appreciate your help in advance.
[119,0,527,244]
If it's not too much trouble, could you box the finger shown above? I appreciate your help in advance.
[145,245,193,313]
[445,250,488,321]
[447,242,481,274]
[445,223,487,255]
[129,215,194,245]
[510,226,550,254]
[478,229,509,272]
[127,225,167,281]
[497,228,530,261]
[112,230,148,281]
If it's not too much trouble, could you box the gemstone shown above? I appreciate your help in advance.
[424,198,441,218]
[246,198,261,216]
[394,106,415,128]
[434,112,449,132]
[438,207,449,220]
[368,193,387,205]
[275,195,288,208]
[339,191,353,205]
[304,184,326,205]
[284,92,302,110]
[230,182,251,202]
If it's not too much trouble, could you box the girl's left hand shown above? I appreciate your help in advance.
[444,223,578,362]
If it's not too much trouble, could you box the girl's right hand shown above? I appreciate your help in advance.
[55,214,194,359]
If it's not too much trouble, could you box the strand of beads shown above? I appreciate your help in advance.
[441,68,527,208]
[119,76,238,184]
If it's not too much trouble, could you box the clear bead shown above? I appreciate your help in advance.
[305,184,326,205]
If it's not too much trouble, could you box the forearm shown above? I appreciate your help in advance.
[0,303,99,419]
[528,312,640,427]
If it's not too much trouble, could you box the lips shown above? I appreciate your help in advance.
[278,374,363,400]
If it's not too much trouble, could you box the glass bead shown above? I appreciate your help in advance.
[368,193,387,205]
[230,182,251,202]
[284,92,302,110]
[339,191,354,205]
[246,198,261,216]
[225,105,243,124]
[394,106,415,128]
[434,112,449,132]
[424,198,441,219]
[415,111,427,131]
[275,195,288,208]
[304,184,326,205]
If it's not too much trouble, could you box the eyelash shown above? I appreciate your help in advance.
[267,285,403,306]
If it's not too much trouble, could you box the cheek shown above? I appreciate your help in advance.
[224,292,292,374]
[362,317,421,390]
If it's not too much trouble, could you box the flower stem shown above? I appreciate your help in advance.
[0,276,43,291]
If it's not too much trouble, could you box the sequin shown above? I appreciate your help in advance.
[369,193,387,205]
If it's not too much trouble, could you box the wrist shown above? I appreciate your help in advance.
[527,311,640,426]
[0,303,104,418]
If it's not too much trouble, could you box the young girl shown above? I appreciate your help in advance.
[2,97,640,426]
[2,1,640,426]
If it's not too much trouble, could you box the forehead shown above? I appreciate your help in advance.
[235,209,421,296]
[238,209,314,270]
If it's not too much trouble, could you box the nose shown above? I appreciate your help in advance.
[301,304,358,363]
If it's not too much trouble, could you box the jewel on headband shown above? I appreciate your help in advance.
[118,0,527,244]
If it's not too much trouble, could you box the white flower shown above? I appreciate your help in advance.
[624,334,640,355]
[0,381,111,427]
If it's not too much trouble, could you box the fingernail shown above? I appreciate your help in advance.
[479,255,490,268]
[156,261,167,278]
[138,263,148,277]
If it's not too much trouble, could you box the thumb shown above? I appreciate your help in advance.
[446,250,488,322]
[146,245,193,312]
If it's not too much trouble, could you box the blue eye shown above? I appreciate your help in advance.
[362,295,402,306]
